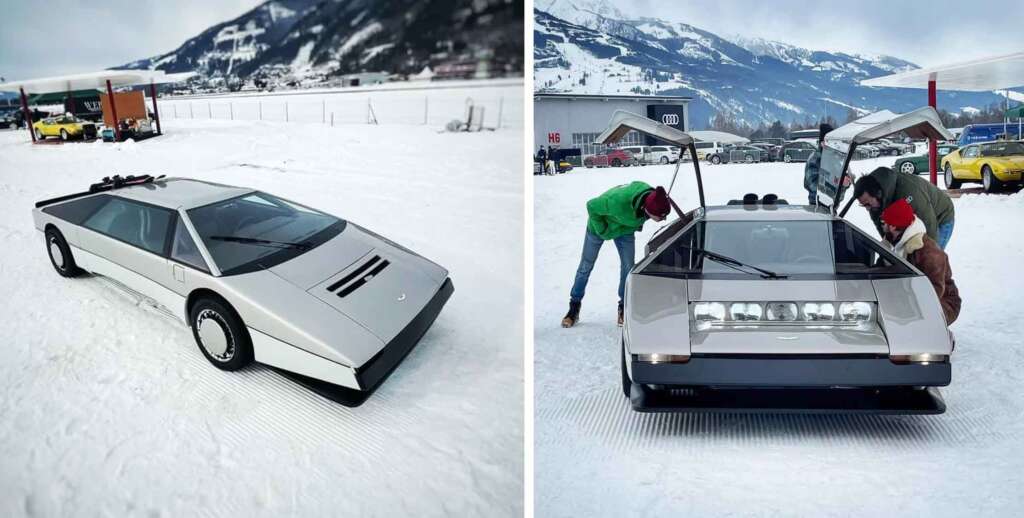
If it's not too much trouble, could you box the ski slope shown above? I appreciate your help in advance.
[0,111,523,516]
[534,158,1024,517]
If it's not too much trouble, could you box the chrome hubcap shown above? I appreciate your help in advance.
[48,238,64,269]
[984,171,991,189]
[901,163,913,173]
[197,309,233,360]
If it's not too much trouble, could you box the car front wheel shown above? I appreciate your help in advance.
[60,129,69,141]
[783,154,791,163]
[190,297,254,371]
[710,155,721,165]
[899,161,916,174]
[660,156,669,164]
[612,158,621,167]
[34,128,44,140]
[44,227,83,278]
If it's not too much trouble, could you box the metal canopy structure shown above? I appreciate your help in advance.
[0,70,192,143]
[860,52,1024,185]
[596,110,706,208]
[688,130,749,144]
[826,107,954,144]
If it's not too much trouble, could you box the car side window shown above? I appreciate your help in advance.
[83,197,173,255]
[171,219,209,272]
[963,146,978,158]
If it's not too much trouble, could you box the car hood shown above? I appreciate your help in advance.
[269,224,448,344]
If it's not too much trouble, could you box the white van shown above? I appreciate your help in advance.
[620,146,653,165]
[648,145,678,164]
[692,141,725,161]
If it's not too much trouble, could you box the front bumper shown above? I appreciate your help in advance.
[631,355,951,388]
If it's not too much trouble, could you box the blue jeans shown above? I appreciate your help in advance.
[569,229,635,304]
[937,220,954,250]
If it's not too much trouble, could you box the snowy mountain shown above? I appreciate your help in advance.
[534,1,1004,128]
[122,0,523,89]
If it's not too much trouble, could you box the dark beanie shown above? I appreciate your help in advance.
[644,187,670,218]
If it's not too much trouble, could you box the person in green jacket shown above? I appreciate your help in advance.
[562,181,671,328]
[852,166,955,248]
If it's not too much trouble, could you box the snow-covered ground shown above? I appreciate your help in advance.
[0,104,523,515]
[534,158,1024,517]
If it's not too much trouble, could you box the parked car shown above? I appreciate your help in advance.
[859,144,881,158]
[781,140,816,162]
[648,145,678,164]
[692,141,726,161]
[748,142,780,162]
[707,144,764,164]
[584,148,636,168]
[941,140,1024,192]
[668,146,682,162]
[32,114,98,141]
[894,144,959,175]
[596,107,955,414]
[872,138,913,156]
[32,175,454,405]
[620,145,655,165]
[0,106,27,129]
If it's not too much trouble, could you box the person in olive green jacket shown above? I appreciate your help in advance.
[852,166,956,249]
[562,181,671,328]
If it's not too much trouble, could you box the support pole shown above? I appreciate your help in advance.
[928,77,937,186]
[149,81,162,135]
[686,142,706,208]
[497,97,503,129]
[67,84,75,116]
[20,87,35,143]
[106,79,121,142]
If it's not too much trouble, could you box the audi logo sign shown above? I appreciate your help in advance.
[661,114,680,126]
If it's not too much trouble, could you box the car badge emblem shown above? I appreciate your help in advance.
[397,293,406,301]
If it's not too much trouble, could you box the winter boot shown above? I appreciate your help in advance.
[618,301,624,327]
[561,300,582,328]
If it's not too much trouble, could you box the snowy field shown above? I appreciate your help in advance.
[157,79,521,129]
[0,99,523,516]
[534,158,1024,517]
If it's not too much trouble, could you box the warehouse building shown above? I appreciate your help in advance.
[533,93,691,158]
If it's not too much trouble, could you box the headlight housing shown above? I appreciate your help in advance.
[691,301,874,328]
[839,302,872,322]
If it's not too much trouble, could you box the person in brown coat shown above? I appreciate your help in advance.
[880,199,961,325]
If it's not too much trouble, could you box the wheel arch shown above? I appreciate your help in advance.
[186,288,236,322]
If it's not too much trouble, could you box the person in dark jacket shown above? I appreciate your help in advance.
[562,182,671,328]
[853,166,955,248]
[536,146,547,175]
[881,199,961,324]
[802,123,833,204]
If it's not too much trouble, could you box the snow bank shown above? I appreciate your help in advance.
[535,158,1024,516]
[0,113,523,516]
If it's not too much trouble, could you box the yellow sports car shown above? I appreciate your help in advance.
[942,140,1024,192]
[32,114,98,141]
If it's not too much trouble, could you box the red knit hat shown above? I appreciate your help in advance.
[881,198,915,229]
[644,187,670,218]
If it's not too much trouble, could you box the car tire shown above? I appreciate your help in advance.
[899,161,916,174]
[710,154,721,165]
[745,154,754,163]
[982,165,1002,193]
[60,129,69,141]
[44,227,83,278]
[190,297,254,371]
[660,156,669,164]
[621,341,631,399]
[34,128,44,140]
[8,122,16,130]
[612,158,621,167]
[783,154,791,163]
[944,164,962,189]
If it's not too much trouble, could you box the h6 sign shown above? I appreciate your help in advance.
[547,132,561,144]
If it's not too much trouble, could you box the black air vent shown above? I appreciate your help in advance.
[326,255,390,298]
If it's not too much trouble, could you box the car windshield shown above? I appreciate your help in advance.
[187,192,344,275]
[643,219,912,278]
[980,142,1024,156]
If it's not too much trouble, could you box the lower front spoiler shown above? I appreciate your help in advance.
[277,278,454,407]
[629,385,946,414]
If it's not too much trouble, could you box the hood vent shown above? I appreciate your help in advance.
[326,255,390,298]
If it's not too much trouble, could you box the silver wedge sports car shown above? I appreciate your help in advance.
[597,108,956,414]
[33,175,453,405]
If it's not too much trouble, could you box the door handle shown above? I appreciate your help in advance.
[173,263,185,283]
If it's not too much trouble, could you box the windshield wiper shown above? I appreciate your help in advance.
[678,244,787,279]
[208,235,311,251]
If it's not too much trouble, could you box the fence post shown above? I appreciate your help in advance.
[424,97,428,125]
[322,100,326,124]
[208,102,212,119]
[230,102,234,120]
[258,101,262,121]
[189,102,194,119]
[331,112,334,127]
[497,97,503,129]
[285,102,289,122]
[173,104,178,118]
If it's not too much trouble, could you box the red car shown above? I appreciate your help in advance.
[584,149,635,168]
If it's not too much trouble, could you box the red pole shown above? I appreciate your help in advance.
[928,77,937,185]
[106,79,120,142]
[20,87,35,143]
[149,81,162,135]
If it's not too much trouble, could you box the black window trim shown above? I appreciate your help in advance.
[168,215,212,275]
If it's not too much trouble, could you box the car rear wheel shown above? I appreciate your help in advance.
[660,156,669,164]
[34,128,44,140]
[60,129,69,141]
[190,297,254,371]
[744,154,754,163]
[612,158,621,167]
[710,154,721,165]
[44,227,83,278]
[944,164,962,189]
[783,154,791,163]
[982,165,1002,193]
[899,161,916,174]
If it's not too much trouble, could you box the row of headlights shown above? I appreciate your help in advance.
[693,301,873,328]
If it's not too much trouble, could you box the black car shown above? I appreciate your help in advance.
[748,142,780,162]
[0,106,26,129]
[781,141,817,162]
[707,144,765,164]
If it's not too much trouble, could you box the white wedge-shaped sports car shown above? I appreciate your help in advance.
[33,175,453,405]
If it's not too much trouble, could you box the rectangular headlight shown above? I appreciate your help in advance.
[802,302,836,321]
[765,302,798,321]
[839,302,872,322]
